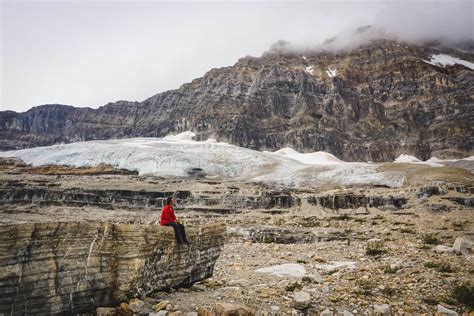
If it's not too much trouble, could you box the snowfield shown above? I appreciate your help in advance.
[423,54,474,70]
[2,131,469,188]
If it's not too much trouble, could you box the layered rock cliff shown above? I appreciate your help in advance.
[1,36,473,161]
[0,221,225,315]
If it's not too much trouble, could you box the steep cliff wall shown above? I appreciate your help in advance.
[1,39,473,161]
[0,221,225,315]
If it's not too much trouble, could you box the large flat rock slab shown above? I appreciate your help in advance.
[0,221,226,315]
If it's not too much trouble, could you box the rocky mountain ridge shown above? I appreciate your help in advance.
[1,37,473,161]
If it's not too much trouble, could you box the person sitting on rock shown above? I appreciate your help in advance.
[160,196,190,245]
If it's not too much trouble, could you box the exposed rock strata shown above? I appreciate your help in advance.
[0,221,225,315]
[1,38,473,161]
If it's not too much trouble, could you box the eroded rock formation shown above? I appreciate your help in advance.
[0,221,225,315]
[1,37,473,161]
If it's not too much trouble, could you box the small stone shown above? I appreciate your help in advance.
[293,291,311,309]
[320,308,332,316]
[435,245,455,253]
[184,312,198,316]
[96,307,116,316]
[155,301,170,312]
[453,237,472,254]
[157,311,169,316]
[214,303,253,315]
[192,283,207,291]
[437,304,458,315]
[341,311,353,316]
[374,304,390,315]
[128,298,146,313]
[270,305,280,311]
[166,304,174,311]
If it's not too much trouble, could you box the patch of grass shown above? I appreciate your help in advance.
[452,282,474,308]
[333,214,352,221]
[296,259,308,264]
[383,266,398,274]
[422,297,439,305]
[381,286,397,296]
[452,222,466,231]
[424,261,455,273]
[355,279,375,295]
[372,215,384,220]
[399,227,416,234]
[366,240,386,256]
[353,218,367,223]
[371,221,379,226]
[423,234,441,245]
[285,282,303,292]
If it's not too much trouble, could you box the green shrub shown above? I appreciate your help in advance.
[424,261,454,273]
[423,234,441,245]
[452,282,474,308]
[285,282,303,292]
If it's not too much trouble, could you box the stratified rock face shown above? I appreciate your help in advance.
[0,221,225,315]
[1,38,473,161]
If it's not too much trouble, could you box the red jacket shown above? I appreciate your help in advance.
[160,204,176,225]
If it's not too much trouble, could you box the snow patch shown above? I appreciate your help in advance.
[271,147,343,165]
[256,263,306,277]
[394,154,422,163]
[0,137,407,188]
[394,154,443,167]
[163,131,196,141]
[423,54,474,70]
[326,67,337,78]
[305,66,314,75]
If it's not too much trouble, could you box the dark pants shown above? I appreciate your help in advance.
[165,222,189,244]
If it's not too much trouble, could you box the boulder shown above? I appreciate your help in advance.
[0,222,226,315]
[437,304,458,315]
[293,291,311,309]
[453,237,472,254]
[320,308,332,316]
[373,304,390,315]
[434,245,455,253]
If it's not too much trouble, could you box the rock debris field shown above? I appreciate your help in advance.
[0,158,472,315]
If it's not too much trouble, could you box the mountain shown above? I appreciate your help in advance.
[1,34,473,161]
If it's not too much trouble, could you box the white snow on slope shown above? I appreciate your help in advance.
[0,132,406,188]
[271,147,343,165]
[163,130,196,141]
[394,154,474,167]
[423,54,474,70]
[326,67,337,78]
[305,66,314,75]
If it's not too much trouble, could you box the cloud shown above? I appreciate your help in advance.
[374,0,473,43]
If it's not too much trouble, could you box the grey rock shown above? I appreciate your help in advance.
[373,304,390,315]
[293,291,311,309]
[320,308,332,316]
[435,245,455,253]
[453,237,472,254]
[437,304,458,315]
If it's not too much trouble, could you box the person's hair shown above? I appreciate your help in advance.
[165,196,174,205]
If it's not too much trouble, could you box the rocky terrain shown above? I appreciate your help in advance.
[0,159,472,315]
[1,31,473,161]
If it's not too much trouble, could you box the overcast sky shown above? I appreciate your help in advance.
[1,0,473,112]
